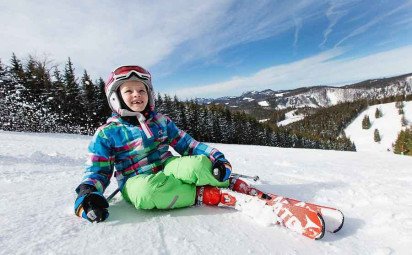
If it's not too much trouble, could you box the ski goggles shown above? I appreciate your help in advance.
[106,65,151,89]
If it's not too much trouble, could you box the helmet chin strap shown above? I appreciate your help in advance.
[119,109,143,117]
[118,109,152,139]
[137,113,153,139]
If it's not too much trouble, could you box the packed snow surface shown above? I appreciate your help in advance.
[1,131,412,254]
[345,101,412,152]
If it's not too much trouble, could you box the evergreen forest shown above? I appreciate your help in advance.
[1,54,410,152]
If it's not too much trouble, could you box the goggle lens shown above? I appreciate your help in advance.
[106,65,151,91]
[113,65,150,77]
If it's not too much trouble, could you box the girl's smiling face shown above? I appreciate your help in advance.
[119,81,148,112]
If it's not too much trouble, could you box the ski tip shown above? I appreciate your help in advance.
[332,210,344,233]
[315,213,326,240]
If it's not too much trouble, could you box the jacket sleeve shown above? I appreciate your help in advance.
[166,116,228,165]
[76,128,115,194]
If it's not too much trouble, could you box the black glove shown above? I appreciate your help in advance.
[212,160,232,182]
[74,184,109,223]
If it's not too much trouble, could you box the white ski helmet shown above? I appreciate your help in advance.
[104,65,155,116]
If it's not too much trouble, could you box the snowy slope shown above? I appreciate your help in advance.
[345,101,412,152]
[277,109,305,126]
[1,131,412,254]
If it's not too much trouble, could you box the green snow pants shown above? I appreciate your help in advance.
[121,155,229,210]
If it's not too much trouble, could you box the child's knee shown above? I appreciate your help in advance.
[192,155,212,174]
[124,174,166,209]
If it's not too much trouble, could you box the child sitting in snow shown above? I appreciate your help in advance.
[74,65,233,222]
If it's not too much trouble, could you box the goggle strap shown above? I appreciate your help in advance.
[113,70,151,80]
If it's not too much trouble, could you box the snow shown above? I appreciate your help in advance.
[345,101,412,152]
[258,118,269,123]
[277,109,305,126]
[1,130,412,254]
[327,90,339,105]
[242,97,255,102]
[258,101,269,107]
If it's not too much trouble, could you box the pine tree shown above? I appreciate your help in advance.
[0,58,13,130]
[9,53,25,86]
[178,102,188,131]
[163,94,173,116]
[374,129,381,142]
[401,115,408,127]
[0,58,10,98]
[24,56,56,132]
[81,70,98,133]
[210,106,222,142]
[63,58,83,128]
[3,54,58,132]
[24,56,37,101]
[187,101,200,139]
[222,108,234,144]
[96,77,111,124]
[51,67,66,114]
[156,93,163,110]
[375,108,382,118]
[202,106,213,142]
[8,53,31,131]
[393,128,412,155]
[395,101,404,109]
[362,115,371,129]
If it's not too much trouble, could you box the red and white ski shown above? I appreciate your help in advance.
[269,197,325,239]
[229,176,344,233]
[265,193,344,233]
[224,189,325,240]
[197,186,325,240]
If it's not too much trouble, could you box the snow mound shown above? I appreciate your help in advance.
[224,189,278,226]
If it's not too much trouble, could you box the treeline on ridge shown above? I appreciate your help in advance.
[0,53,356,151]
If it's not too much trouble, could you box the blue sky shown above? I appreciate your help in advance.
[1,0,412,98]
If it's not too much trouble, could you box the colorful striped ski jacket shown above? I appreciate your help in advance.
[78,112,228,194]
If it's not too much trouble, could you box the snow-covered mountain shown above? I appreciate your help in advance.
[199,73,412,110]
[1,131,412,254]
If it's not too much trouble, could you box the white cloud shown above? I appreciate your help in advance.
[319,1,353,48]
[172,45,412,98]
[334,1,412,47]
[293,17,302,49]
[0,0,322,79]
[2,0,410,99]
[0,0,234,78]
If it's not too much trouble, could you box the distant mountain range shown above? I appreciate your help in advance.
[196,73,412,110]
